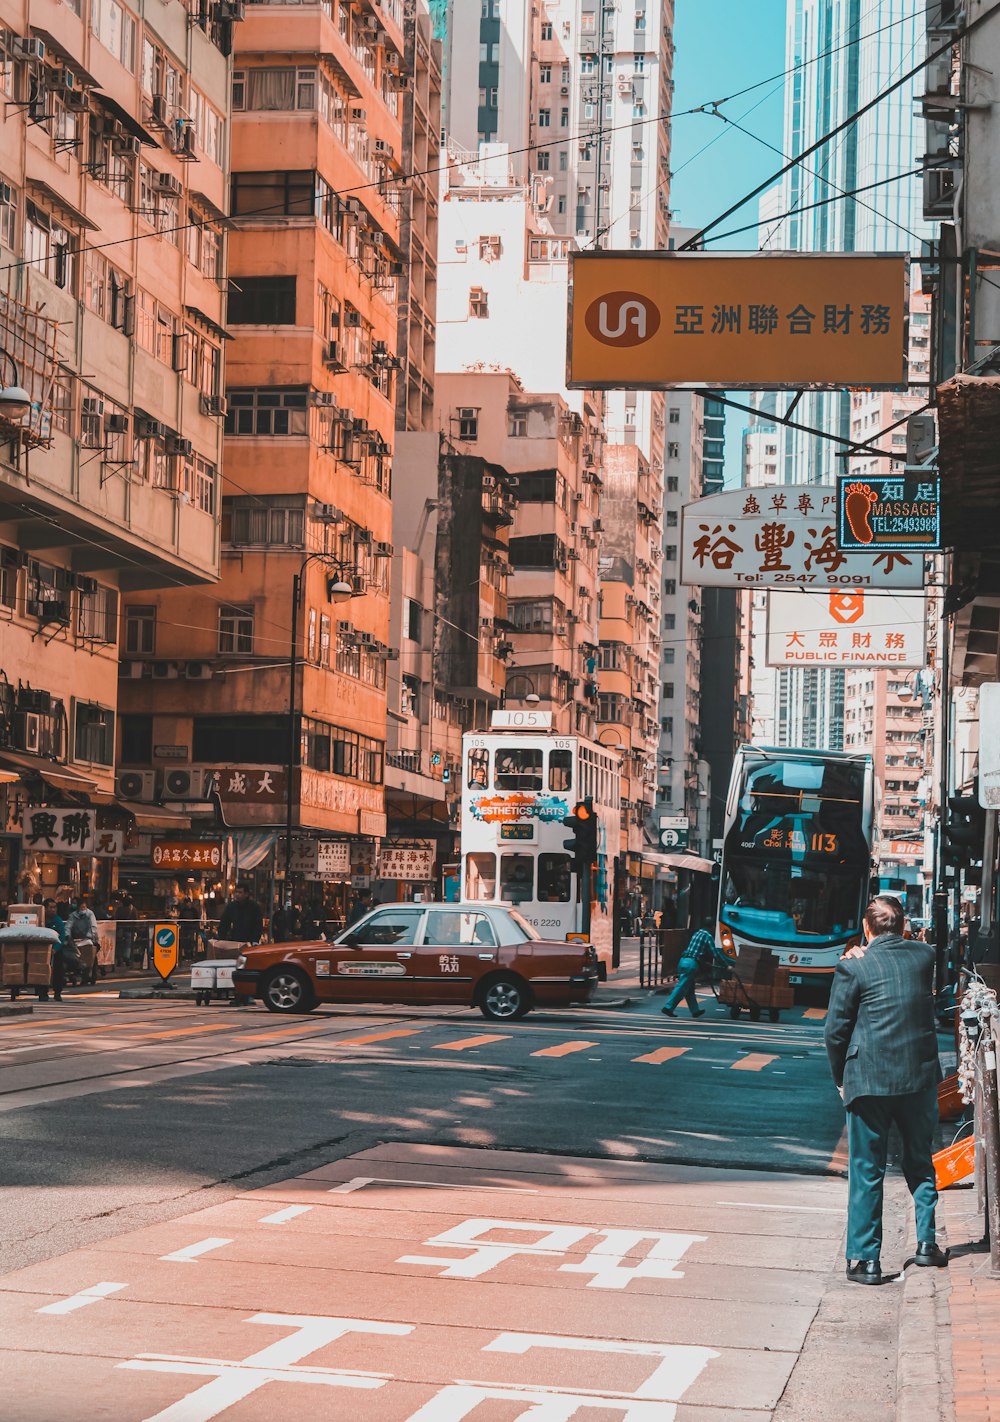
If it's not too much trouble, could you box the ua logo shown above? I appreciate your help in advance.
[584,291,660,347]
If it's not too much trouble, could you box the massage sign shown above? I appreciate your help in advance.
[837,473,941,552]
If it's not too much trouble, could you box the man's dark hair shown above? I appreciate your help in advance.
[864,895,905,938]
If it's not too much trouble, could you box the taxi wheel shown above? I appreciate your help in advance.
[260,968,317,1014]
[479,974,531,1021]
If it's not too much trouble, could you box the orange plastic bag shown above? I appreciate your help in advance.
[933,1135,975,1190]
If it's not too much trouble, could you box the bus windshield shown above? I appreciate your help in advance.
[721,754,869,947]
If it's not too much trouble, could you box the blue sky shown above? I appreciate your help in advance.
[669,0,788,245]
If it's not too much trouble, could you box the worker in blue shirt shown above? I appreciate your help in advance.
[662,917,732,1017]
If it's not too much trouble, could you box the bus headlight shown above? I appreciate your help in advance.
[719,925,736,958]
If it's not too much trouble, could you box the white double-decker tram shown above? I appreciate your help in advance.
[460,711,621,972]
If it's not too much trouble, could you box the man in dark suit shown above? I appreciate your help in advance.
[825,894,947,1284]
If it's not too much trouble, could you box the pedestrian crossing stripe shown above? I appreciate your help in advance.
[633,1046,690,1065]
[531,1041,598,1058]
[731,1053,778,1072]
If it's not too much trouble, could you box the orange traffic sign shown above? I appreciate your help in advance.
[567,251,909,390]
[152,923,179,981]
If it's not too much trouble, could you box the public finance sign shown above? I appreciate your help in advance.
[567,251,908,390]
[681,486,925,590]
[766,591,926,668]
[837,473,941,552]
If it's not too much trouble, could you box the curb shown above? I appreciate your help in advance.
[895,1257,953,1422]
[0,1003,34,1017]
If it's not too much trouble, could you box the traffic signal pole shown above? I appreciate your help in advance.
[581,862,592,942]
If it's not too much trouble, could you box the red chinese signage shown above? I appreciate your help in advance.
[212,767,286,801]
[151,840,223,870]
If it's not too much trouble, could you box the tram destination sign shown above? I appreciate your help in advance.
[567,251,909,389]
[837,473,941,552]
[681,486,925,590]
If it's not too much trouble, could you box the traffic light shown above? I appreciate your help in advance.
[563,798,598,869]
[943,787,985,871]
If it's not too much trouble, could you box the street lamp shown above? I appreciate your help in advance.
[0,353,30,420]
[506,674,541,705]
[284,552,360,893]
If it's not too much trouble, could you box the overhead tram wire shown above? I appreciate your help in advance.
[0,1,944,281]
[678,1,1000,252]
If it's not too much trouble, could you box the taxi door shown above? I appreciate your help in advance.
[412,907,499,1002]
[325,905,426,1002]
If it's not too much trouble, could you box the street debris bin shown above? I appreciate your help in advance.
[191,947,251,1006]
[0,924,59,998]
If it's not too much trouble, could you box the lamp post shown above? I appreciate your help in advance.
[284,553,358,898]
[0,352,31,421]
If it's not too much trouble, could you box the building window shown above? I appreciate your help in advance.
[228,276,297,325]
[663,649,675,665]
[120,714,152,765]
[218,604,254,655]
[560,107,569,126]
[0,548,20,609]
[226,498,306,547]
[664,545,677,562]
[78,585,118,643]
[508,412,528,437]
[541,21,552,39]
[124,605,156,654]
[664,578,676,596]
[91,0,137,71]
[666,511,678,527]
[225,388,309,436]
[404,598,423,642]
[538,108,551,127]
[401,673,420,718]
[24,203,75,291]
[667,476,678,493]
[74,702,115,765]
[478,235,501,260]
[0,180,17,250]
[662,683,674,700]
[457,407,479,441]
[536,150,550,171]
[539,63,551,83]
[469,287,489,318]
[667,441,680,458]
[669,407,680,423]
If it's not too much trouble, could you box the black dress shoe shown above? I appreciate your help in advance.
[914,1241,949,1267]
[692,1008,706,1017]
[661,1006,676,1017]
[846,1259,883,1284]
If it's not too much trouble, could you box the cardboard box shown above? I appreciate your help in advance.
[26,946,52,986]
[1,947,27,986]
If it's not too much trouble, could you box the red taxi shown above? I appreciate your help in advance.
[232,902,599,1020]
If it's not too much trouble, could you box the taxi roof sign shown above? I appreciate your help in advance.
[567,250,909,390]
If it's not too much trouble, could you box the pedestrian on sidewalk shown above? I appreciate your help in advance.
[661,918,732,1018]
[825,894,948,1285]
[218,884,264,945]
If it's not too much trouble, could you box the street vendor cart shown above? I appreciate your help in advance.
[717,944,794,1022]
[1,923,59,999]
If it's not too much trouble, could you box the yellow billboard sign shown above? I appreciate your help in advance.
[567,252,909,390]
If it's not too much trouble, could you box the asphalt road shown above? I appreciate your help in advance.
[0,989,846,1276]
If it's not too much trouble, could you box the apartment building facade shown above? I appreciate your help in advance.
[117,0,408,919]
[0,0,230,905]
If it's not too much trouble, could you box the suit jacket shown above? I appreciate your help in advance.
[824,934,941,1107]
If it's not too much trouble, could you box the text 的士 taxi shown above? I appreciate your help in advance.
[232,902,599,1020]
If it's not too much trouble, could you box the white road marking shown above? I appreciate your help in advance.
[715,1200,843,1213]
[259,1205,313,1225]
[159,1237,233,1263]
[329,1175,537,1195]
[118,1314,412,1422]
[37,1281,127,1314]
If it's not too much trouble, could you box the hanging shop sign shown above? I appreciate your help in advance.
[212,766,287,802]
[567,251,909,389]
[837,473,941,552]
[20,807,121,857]
[151,840,223,870]
[765,591,926,668]
[658,815,690,851]
[680,486,925,589]
[379,844,436,881]
[884,839,924,862]
[317,841,351,877]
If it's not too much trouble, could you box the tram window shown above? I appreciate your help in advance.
[549,748,572,792]
[465,852,496,900]
[500,853,534,904]
[538,853,572,902]
[467,746,489,788]
[494,746,543,790]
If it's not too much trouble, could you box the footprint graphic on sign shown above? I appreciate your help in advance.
[843,482,879,544]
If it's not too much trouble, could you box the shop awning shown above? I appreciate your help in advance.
[0,750,101,798]
[92,91,160,147]
[29,28,100,88]
[115,801,193,831]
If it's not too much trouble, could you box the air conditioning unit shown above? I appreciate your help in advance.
[165,435,193,457]
[64,89,91,113]
[199,394,227,417]
[151,661,179,679]
[374,139,395,158]
[355,528,373,545]
[344,197,362,216]
[82,396,105,419]
[162,768,206,800]
[343,309,362,327]
[39,598,70,624]
[45,67,75,92]
[216,0,246,19]
[111,132,141,157]
[135,417,165,440]
[324,341,347,371]
[95,113,120,138]
[153,170,182,197]
[313,503,342,524]
[185,662,214,680]
[117,770,156,802]
[22,712,41,752]
[592,518,604,532]
[105,413,129,434]
[350,107,367,122]
[13,37,45,62]
[560,84,569,95]
[119,661,144,680]
[177,126,196,158]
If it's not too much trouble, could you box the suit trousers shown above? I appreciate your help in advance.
[845,1085,939,1260]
